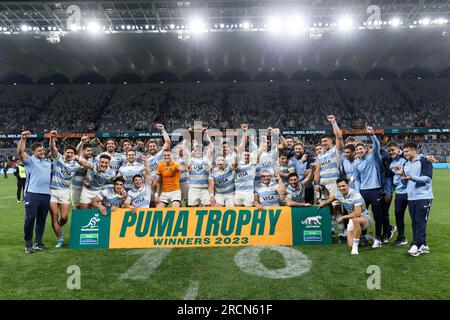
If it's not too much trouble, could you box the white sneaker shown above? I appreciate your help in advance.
[55,239,64,248]
[408,245,420,257]
[372,239,383,248]
[418,245,430,255]
[351,247,359,255]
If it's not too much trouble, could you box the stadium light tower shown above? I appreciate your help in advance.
[287,15,306,35]
[267,16,283,34]
[87,22,101,33]
[338,16,354,31]
[189,17,207,33]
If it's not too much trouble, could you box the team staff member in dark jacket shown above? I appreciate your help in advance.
[14,159,27,203]
[17,131,52,254]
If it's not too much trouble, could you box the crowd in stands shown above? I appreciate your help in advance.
[0,78,449,162]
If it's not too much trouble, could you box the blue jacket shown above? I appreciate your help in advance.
[404,156,433,200]
[353,135,382,191]
[389,152,408,195]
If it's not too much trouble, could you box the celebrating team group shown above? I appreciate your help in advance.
[17,116,434,257]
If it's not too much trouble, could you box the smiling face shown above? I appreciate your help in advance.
[285,138,294,149]
[403,147,416,160]
[99,157,110,171]
[127,150,136,163]
[83,146,93,159]
[122,141,132,152]
[388,146,400,159]
[344,147,354,160]
[337,180,349,196]
[321,137,333,151]
[261,171,271,185]
[163,150,172,164]
[148,142,158,155]
[315,145,324,156]
[106,139,116,153]
[64,148,76,161]
[33,146,46,160]
[355,144,367,158]
[133,176,143,189]
[288,175,298,188]
[114,180,125,194]
[215,156,225,168]
[294,144,304,157]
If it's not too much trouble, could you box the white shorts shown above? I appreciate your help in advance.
[71,187,82,207]
[188,187,211,206]
[80,187,100,205]
[50,188,71,204]
[180,183,189,201]
[323,182,339,206]
[215,193,235,207]
[160,190,182,204]
[347,215,372,232]
[234,191,254,207]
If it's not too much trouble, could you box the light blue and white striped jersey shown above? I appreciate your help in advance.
[97,187,129,207]
[50,154,81,190]
[286,184,305,203]
[95,152,123,172]
[86,161,117,191]
[128,183,151,208]
[209,165,235,195]
[118,161,146,190]
[235,163,257,192]
[188,156,211,188]
[255,182,281,206]
[274,161,290,185]
[318,146,341,184]
[255,149,277,184]
[121,151,143,163]
[335,188,369,216]
[147,150,164,181]
[71,158,93,190]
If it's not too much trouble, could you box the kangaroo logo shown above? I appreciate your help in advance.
[301,215,322,226]
[82,214,100,231]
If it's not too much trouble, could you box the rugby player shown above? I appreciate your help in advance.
[92,176,131,216]
[121,139,142,163]
[73,136,94,209]
[96,138,124,172]
[209,155,236,207]
[48,130,81,248]
[318,178,373,255]
[79,154,117,209]
[254,171,286,209]
[118,149,146,190]
[186,132,213,207]
[128,154,152,210]
[313,115,346,243]
[288,142,314,204]
[285,173,312,207]
[155,150,184,208]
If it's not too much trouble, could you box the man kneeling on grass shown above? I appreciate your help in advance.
[318,177,373,255]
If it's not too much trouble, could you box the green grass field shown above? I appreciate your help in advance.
[1,171,449,300]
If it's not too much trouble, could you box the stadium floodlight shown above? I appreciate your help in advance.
[87,22,101,33]
[220,23,225,29]
[267,16,283,34]
[70,24,80,31]
[338,16,354,31]
[435,18,445,25]
[287,15,306,35]
[21,25,29,32]
[390,18,401,27]
[422,18,430,25]
[243,22,250,29]
[126,25,131,30]
[169,24,175,30]
[189,17,207,33]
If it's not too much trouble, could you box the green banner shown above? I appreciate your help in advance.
[69,206,331,249]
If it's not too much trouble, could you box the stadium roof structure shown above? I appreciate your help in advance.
[0,0,449,83]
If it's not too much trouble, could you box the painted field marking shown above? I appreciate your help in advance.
[119,248,172,280]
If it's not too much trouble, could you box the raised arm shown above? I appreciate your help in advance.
[327,115,343,152]
[140,154,152,186]
[76,135,90,155]
[17,131,30,162]
[275,174,286,197]
[157,124,171,151]
[49,130,59,159]
[73,155,93,170]
[367,126,381,160]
